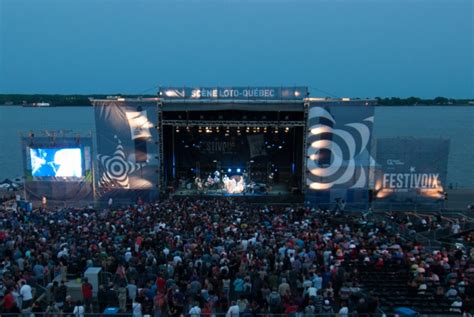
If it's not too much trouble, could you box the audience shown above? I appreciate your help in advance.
[0,197,472,316]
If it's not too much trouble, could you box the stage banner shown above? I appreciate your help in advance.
[159,86,308,100]
[305,103,375,204]
[94,101,159,202]
[374,138,450,202]
[247,134,267,158]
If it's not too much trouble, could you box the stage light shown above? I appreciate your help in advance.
[198,126,203,133]
[228,168,232,172]
[175,127,180,132]
[274,129,279,134]
[278,146,282,149]
[237,168,241,173]
[285,127,289,133]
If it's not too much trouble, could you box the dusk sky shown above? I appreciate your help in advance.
[1,0,472,98]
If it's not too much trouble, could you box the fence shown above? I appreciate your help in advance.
[0,313,390,317]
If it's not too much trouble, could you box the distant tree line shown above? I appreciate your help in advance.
[374,96,472,105]
[0,94,472,106]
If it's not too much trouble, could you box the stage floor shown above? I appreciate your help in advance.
[173,183,288,196]
[170,184,304,203]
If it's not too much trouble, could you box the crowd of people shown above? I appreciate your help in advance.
[0,197,473,316]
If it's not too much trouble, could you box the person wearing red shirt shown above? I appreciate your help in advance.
[81,277,93,312]
[156,276,166,293]
[1,289,15,312]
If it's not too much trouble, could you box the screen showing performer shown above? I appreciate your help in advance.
[30,148,83,177]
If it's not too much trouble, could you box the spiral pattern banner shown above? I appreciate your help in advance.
[94,100,160,201]
[306,105,374,190]
[98,136,145,189]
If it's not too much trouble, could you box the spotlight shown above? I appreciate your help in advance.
[175,127,180,132]
[228,168,232,172]
[237,168,241,173]
[198,126,203,133]
[274,128,279,134]
[285,127,289,133]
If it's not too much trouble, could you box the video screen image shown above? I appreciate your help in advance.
[30,148,83,177]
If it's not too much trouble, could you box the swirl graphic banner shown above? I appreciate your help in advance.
[94,100,160,202]
[305,103,374,203]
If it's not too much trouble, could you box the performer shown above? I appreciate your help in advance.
[194,176,203,191]
[213,170,220,184]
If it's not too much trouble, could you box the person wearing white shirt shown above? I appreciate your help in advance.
[189,302,201,317]
[226,301,240,317]
[73,301,85,317]
[20,281,33,308]
[338,303,349,317]
[132,300,142,317]
[173,255,182,265]
[125,248,132,262]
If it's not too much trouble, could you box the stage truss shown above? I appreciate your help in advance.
[162,120,304,127]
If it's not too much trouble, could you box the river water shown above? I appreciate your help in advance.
[0,105,472,187]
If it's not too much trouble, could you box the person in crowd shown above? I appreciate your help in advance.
[133,298,143,317]
[188,301,201,317]
[226,300,240,317]
[81,277,93,313]
[20,280,33,310]
[73,300,85,317]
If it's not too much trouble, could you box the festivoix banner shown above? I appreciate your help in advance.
[375,137,450,201]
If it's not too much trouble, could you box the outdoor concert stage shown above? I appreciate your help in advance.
[20,87,449,209]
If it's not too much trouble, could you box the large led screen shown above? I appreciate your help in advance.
[30,148,83,177]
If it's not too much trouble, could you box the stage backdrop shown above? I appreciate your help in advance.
[94,101,159,202]
[374,137,450,202]
[22,136,93,204]
[305,103,375,205]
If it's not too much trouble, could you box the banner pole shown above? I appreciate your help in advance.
[91,128,97,207]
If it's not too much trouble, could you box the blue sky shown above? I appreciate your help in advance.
[0,0,472,98]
